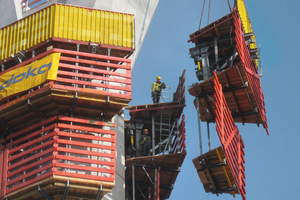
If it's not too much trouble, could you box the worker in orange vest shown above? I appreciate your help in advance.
[139,129,151,156]
[151,76,166,103]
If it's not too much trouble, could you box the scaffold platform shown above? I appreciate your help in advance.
[125,152,186,200]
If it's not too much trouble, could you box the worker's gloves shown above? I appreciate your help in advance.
[151,91,156,97]
[161,83,166,89]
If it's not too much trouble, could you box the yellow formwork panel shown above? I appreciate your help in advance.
[237,0,258,67]
[0,4,134,61]
[237,0,257,50]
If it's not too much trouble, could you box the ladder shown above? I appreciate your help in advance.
[161,86,171,102]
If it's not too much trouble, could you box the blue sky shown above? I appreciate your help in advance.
[129,0,300,199]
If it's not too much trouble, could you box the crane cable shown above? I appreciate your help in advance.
[227,0,232,12]
[199,0,233,30]
[198,0,206,30]
[207,0,211,25]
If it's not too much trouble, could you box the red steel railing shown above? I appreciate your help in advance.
[171,115,186,154]
[1,116,116,197]
[0,48,131,106]
[54,48,131,99]
[173,69,186,103]
[233,10,269,135]
[213,71,246,200]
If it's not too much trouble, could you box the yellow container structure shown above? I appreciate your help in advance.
[0,3,134,61]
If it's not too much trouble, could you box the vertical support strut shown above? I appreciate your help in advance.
[154,168,157,200]
[152,115,155,156]
[207,122,211,151]
[196,97,203,155]
[74,44,80,88]
[132,163,135,200]
[214,38,219,71]
[200,46,211,80]
[106,48,111,91]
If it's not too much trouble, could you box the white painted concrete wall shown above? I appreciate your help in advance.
[0,0,22,28]
[106,113,125,200]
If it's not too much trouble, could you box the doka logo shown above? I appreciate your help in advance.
[0,63,52,91]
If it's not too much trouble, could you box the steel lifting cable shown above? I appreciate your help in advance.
[199,0,232,29]
[207,0,211,25]
[198,0,206,29]
[227,0,232,12]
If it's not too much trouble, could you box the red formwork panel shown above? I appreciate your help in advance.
[214,71,246,200]
[173,69,186,103]
[233,10,268,135]
[1,116,116,198]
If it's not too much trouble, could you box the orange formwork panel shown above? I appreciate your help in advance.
[0,116,116,200]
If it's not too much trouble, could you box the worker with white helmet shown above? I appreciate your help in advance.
[151,76,166,103]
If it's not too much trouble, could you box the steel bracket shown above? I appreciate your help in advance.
[38,185,54,200]
[62,177,70,200]
[27,99,46,119]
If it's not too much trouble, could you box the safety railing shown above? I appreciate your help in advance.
[213,71,246,200]
[21,0,52,13]
[1,116,116,197]
[0,48,131,106]
[171,115,186,154]
[233,11,269,135]
[173,69,186,103]
[54,48,132,99]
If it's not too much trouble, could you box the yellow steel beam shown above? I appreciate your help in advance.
[216,148,235,197]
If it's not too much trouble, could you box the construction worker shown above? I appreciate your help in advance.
[139,129,151,156]
[151,76,166,103]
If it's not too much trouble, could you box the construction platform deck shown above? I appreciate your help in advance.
[2,175,113,200]
[126,101,185,121]
[189,63,263,125]
[193,146,239,196]
[125,152,186,200]
[0,81,129,130]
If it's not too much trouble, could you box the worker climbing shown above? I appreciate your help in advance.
[139,129,151,156]
[151,76,166,103]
